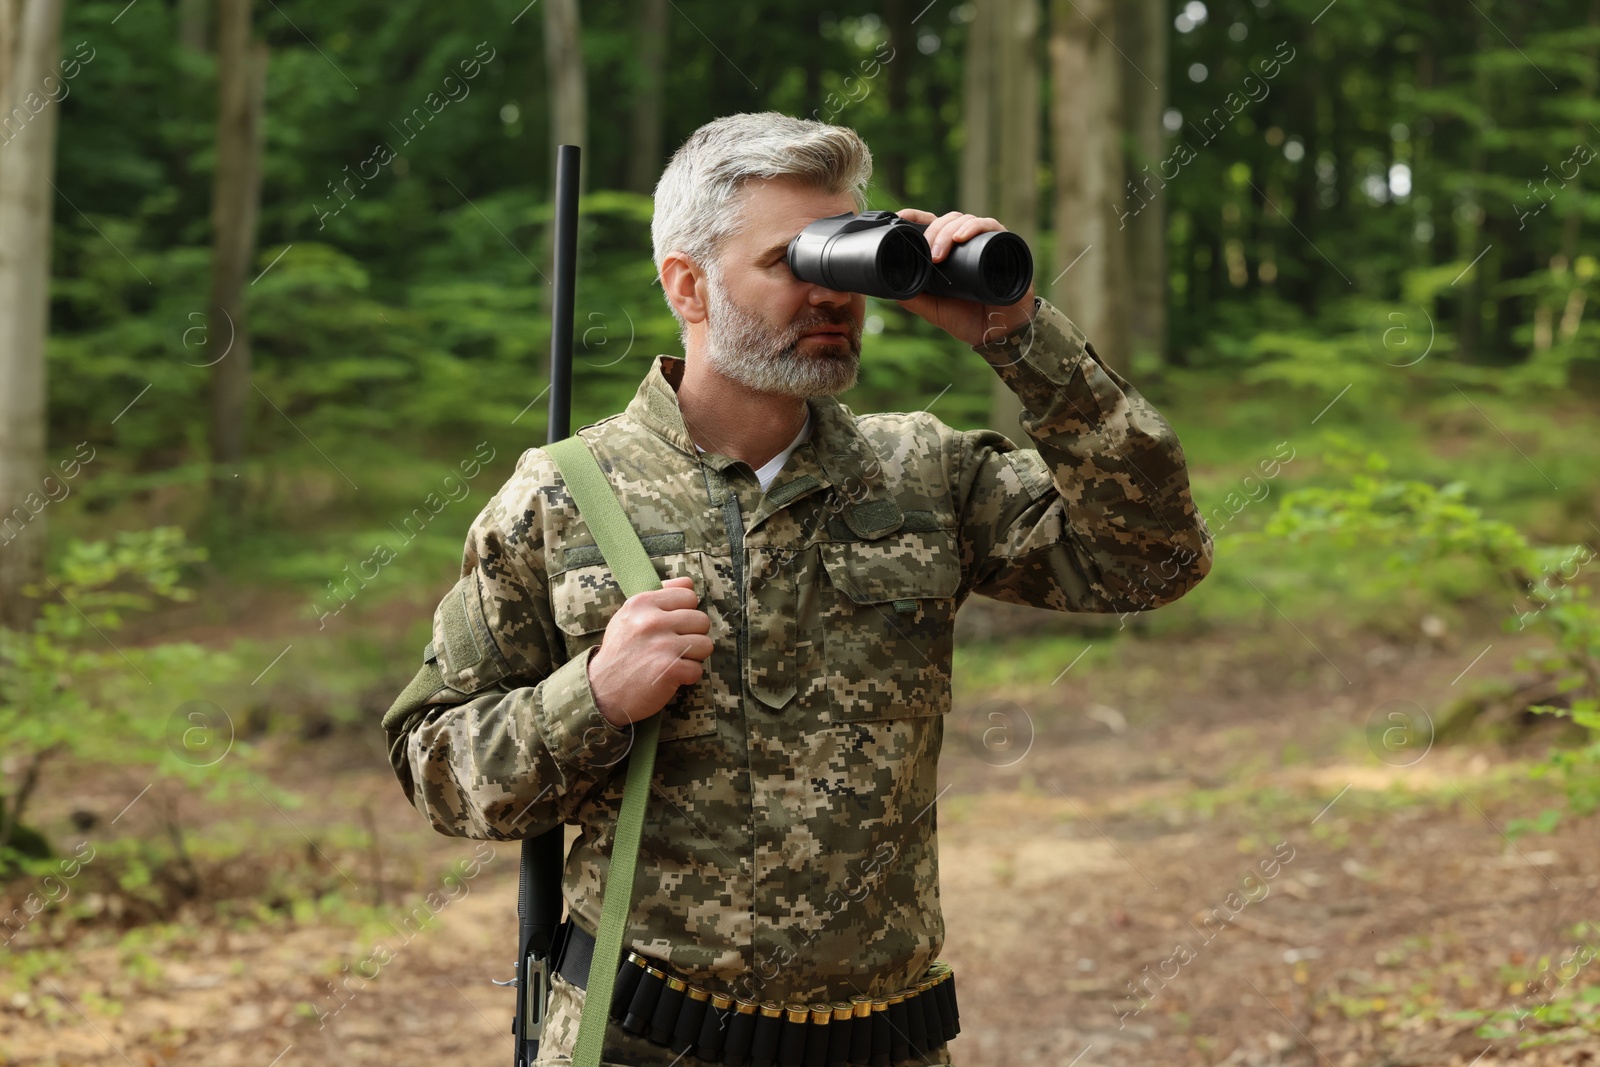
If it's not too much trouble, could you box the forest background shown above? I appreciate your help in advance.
[1,0,1599,1063]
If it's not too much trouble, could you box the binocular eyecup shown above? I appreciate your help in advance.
[785,210,1033,306]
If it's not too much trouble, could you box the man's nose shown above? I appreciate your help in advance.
[807,282,851,306]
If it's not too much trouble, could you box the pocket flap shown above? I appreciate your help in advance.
[819,530,960,604]
[550,564,628,636]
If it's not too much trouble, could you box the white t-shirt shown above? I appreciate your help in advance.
[695,410,813,492]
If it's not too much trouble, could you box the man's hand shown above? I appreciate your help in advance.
[893,208,1038,347]
[587,576,714,729]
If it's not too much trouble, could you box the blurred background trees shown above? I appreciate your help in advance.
[2,8,1599,1054]
[0,0,1591,589]
[0,0,65,628]
[1,0,1598,819]
[0,0,1591,576]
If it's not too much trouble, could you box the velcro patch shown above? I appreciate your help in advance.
[441,576,483,672]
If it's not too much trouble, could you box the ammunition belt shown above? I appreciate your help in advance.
[551,917,960,1066]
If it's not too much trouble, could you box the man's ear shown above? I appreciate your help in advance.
[660,251,710,326]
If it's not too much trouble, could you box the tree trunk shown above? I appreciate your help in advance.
[542,0,586,382]
[1553,0,1600,345]
[625,0,665,194]
[0,0,64,630]
[1100,2,1130,373]
[1413,9,1435,277]
[179,0,208,52]
[959,0,994,217]
[207,0,267,526]
[1120,0,1166,369]
[546,0,586,185]
[1047,0,1127,378]
[1283,23,1320,315]
[882,0,914,202]
[987,0,1041,439]
[995,0,1040,243]
[1454,25,1490,362]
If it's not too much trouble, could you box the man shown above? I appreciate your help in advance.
[383,111,1212,1066]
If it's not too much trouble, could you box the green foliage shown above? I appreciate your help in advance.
[1263,445,1600,828]
[1262,444,1527,564]
[1519,581,1600,823]
[17,0,1600,980]
[0,529,248,870]
[38,0,1600,590]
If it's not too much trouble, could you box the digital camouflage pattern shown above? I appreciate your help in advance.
[383,296,1212,1064]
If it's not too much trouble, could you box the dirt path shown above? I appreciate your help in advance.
[5,630,1599,1065]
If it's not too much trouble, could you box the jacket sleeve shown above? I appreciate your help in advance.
[951,296,1213,614]
[381,448,633,840]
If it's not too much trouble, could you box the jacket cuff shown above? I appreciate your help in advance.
[970,296,1087,387]
[533,645,634,775]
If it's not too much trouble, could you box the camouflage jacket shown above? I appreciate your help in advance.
[383,296,1212,1006]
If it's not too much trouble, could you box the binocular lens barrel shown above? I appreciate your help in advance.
[874,227,934,300]
[786,215,930,301]
[786,211,1032,306]
[911,225,1033,306]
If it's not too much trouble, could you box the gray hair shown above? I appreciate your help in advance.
[651,112,873,328]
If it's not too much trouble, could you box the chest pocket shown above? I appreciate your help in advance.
[818,528,961,724]
[549,547,718,742]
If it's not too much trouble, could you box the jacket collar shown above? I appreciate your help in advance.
[626,355,903,539]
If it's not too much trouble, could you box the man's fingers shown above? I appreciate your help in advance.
[673,634,715,662]
[925,210,968,260]
[897,209,1005,261]
[921,211,952,254]
[951,216,1002,244]
[665,607,712,635]
[933,212,991,261]
[637,584,699,611]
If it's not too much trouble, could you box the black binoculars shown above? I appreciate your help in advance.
[785,210,1033,305]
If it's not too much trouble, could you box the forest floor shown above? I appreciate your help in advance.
[3,602,1599,1066]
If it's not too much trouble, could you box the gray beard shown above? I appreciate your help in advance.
[703,274,861,398]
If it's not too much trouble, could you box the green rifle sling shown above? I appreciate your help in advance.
[543,435,663,1067]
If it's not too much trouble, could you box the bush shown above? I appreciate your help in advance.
[0,528,246,873]
[1262,445,1600,829]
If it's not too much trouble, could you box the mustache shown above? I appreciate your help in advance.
[791,313,859,336]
